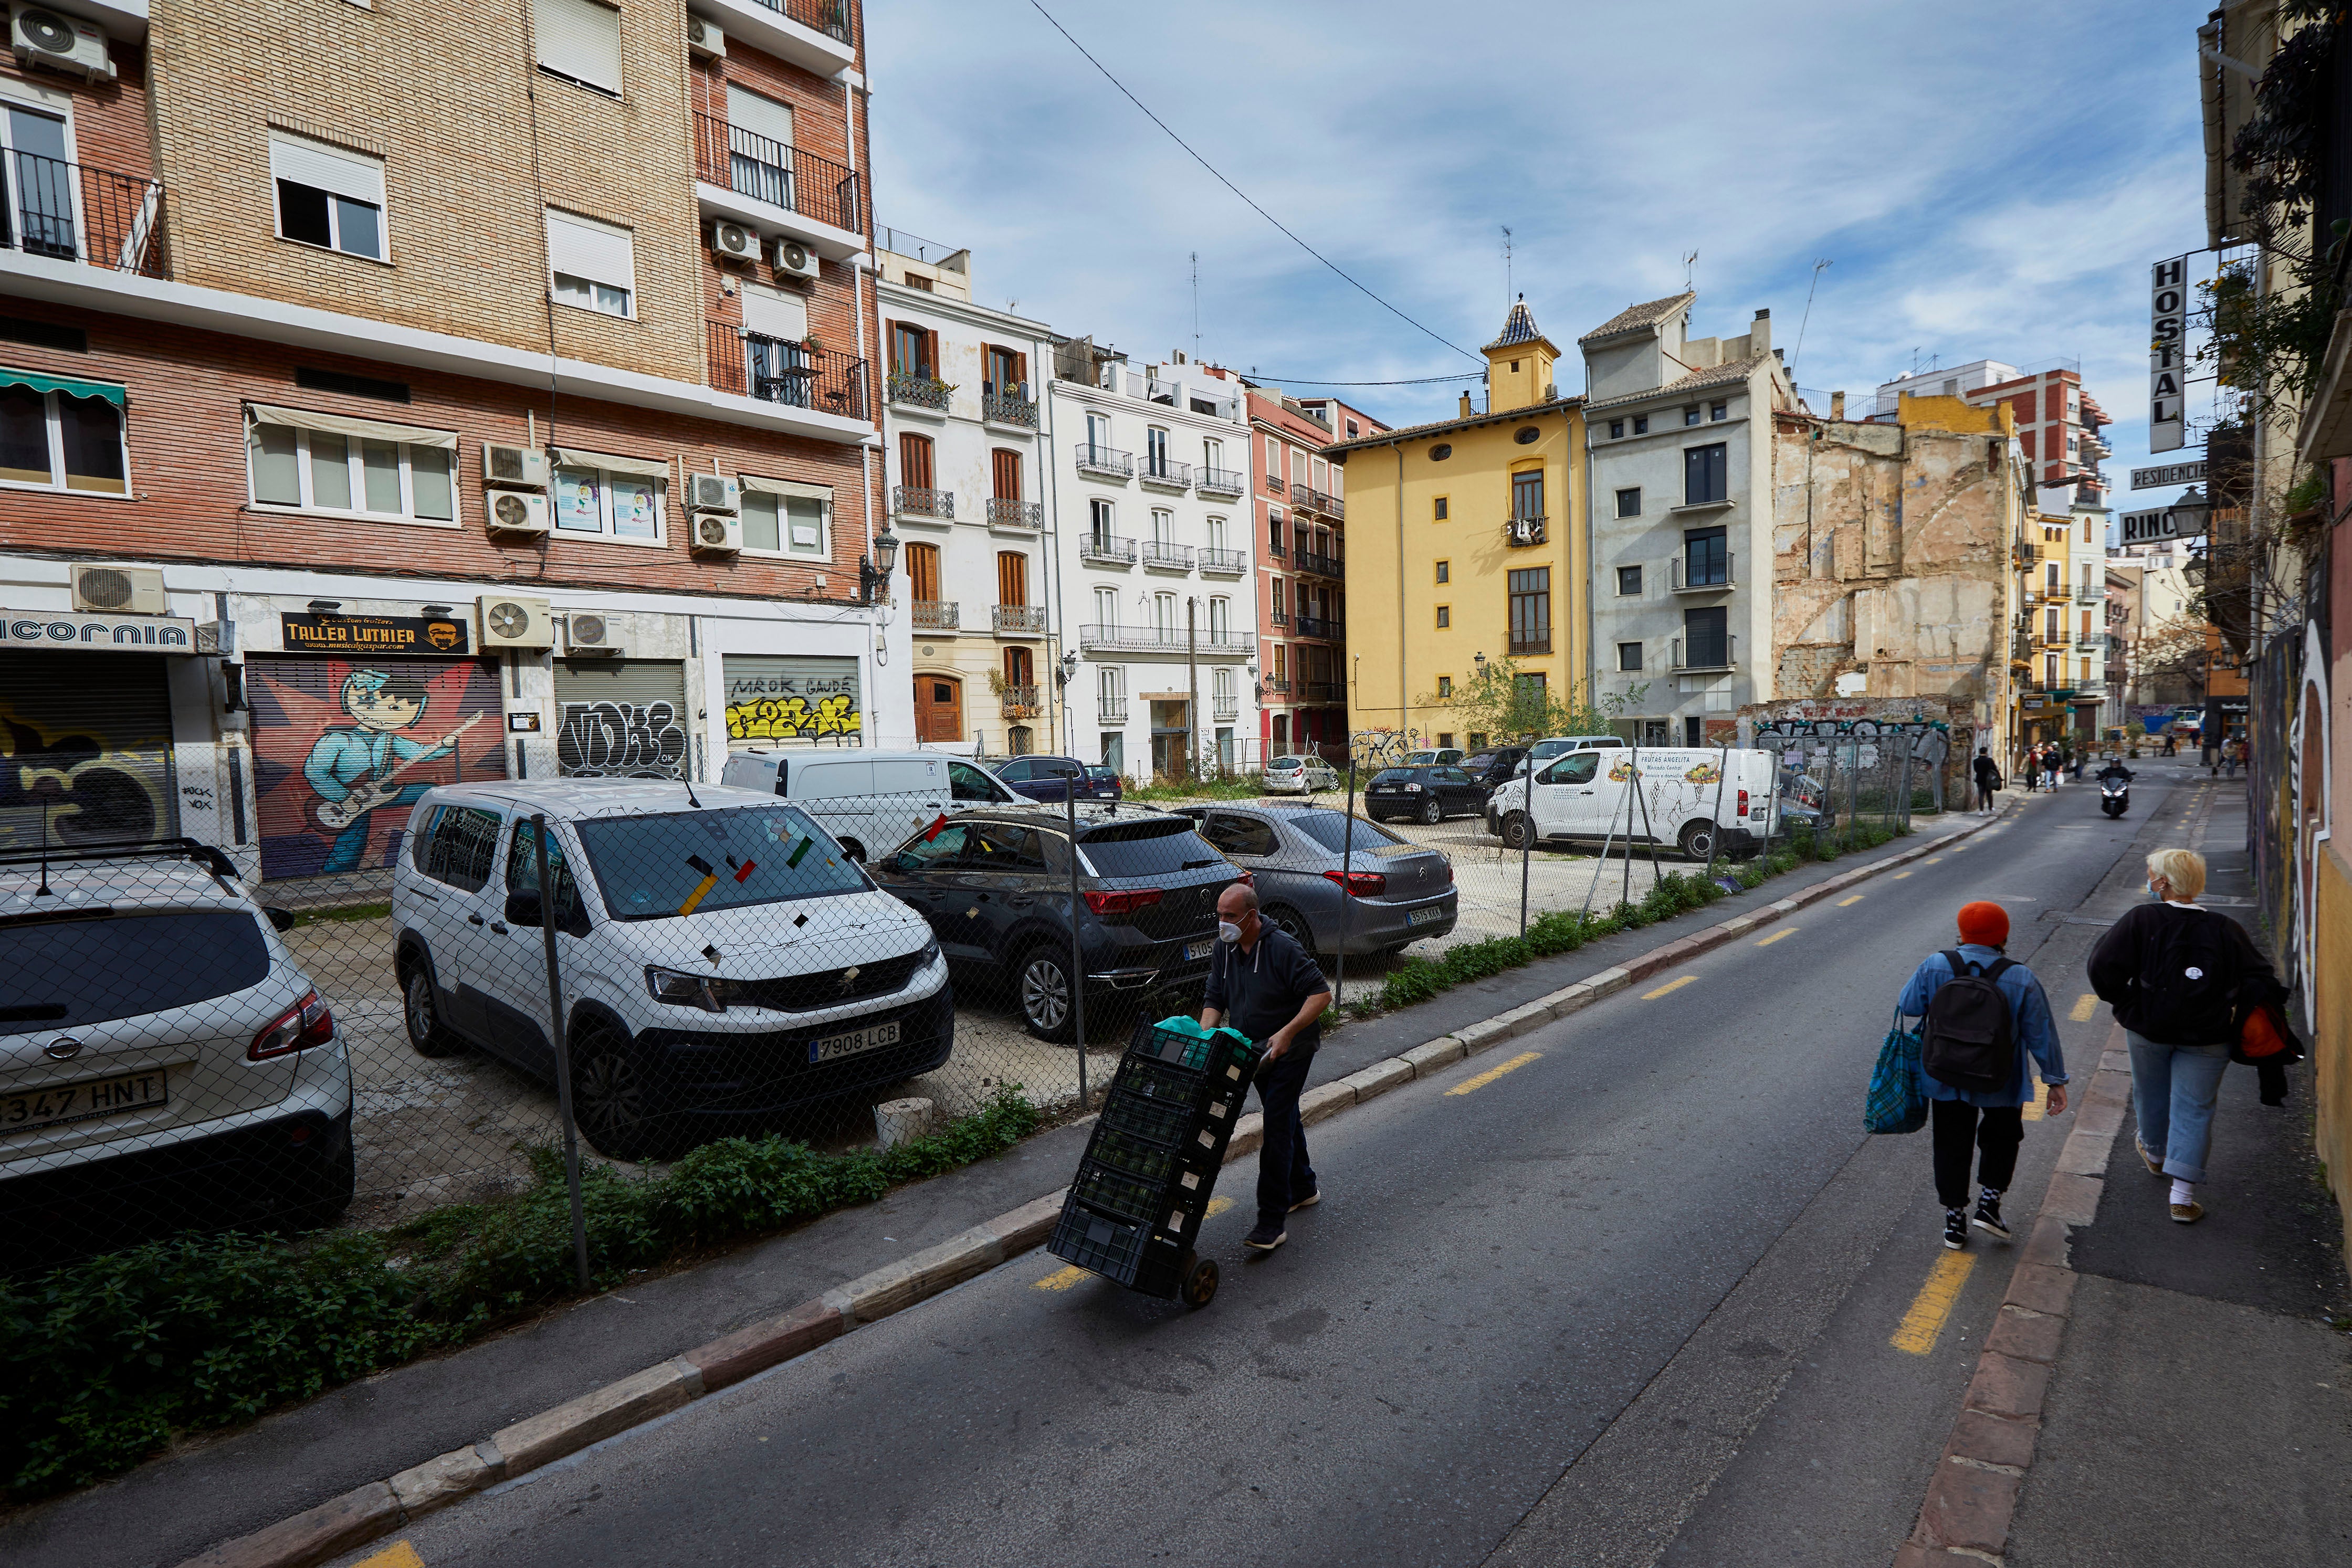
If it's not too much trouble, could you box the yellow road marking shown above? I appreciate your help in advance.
[2022,1080,2049,1122]
[1446,1050,1541,1096]
[1837,895,1865,907]
[1206,1195,1235,1217]
[1756,928,1798,947]
[1642,975,1698,999]
[355,1545,426,1568]
[2069,993,2099,1023]
[1925,856,1944,865]
[1892,870,1913,880]
[1892,1253,1976,1355]
[1034,1264,1091,1291]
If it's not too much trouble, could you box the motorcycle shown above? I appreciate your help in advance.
[2100,777,2129,818]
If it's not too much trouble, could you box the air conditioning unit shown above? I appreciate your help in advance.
[483,443,550,488]
[688,473,740,514]
[10,7,114,81]
[690,513,743,554]
[69,563,165,615]
[486,490,550,536]
[565,611,621,655]
[712,222,760,266]
[685,13,724,56]
[773,237,821,282]
[477,594,554,650]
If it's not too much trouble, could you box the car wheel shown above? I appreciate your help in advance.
[1263,903,1318,961]
[1500,811,1533,851]
[1418,797,1443,826]
[571,1020,663,1162]
[1017,946,1076,1043]
[1678,820,1715,862]
[403,966,465,1057]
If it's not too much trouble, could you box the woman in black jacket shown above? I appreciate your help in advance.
[2086,848,2281,1224]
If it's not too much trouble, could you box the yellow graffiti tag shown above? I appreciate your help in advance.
[726,693,863,742]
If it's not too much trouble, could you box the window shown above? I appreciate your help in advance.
[1435,605,1450,628]
[1347,419,1359,437]
[1090,497,1114,544]
[1437,675,1453,699]
[1207,515,1226,552]
[1683,406,1700,427]
[1515,671,1547,708]
[1684,716,1704,747]
[899,432,935,490]
[270,130,385,261]
[2045,562,2060,588]
[1265,432,1283,479]
[740,479,828,556]
[724,85,795,204]
[1086,411,1112,451]
[545,209,634,318]
[1270,578,1285,616]
[1632,416,1648,435]
[1147,426,1172,476]
[992,448,1022,501]
[1433,496,1448,521]
[1512,469,1544,520]
[1684,442,1728,504]
[892,322,934,378]
[1209,597,1230,636]
[2045,653,2059,686]
[1616,564,1642,596]
[1615,487,1641,518]
[1202,436,1224,471]
[1683,605,1729,666]
[1507,567,1550,655]
[1150,507,1172,545]
[905,540,941,602]
[1269,512,1286,556]
[1617,641,1643,672]
[1094,585,1119,627]
[1710,401,1727,422]
[1003,645,1033,687]
[1153,593,1177,635]
[423,806,502,892]
[1609,419,1624,439]
[553,457,663,542]
[996,551,1029,607]
[532,0,622,94]
[1430,443,1452,460]
[246,411,457,522]
[0,375,127,495]
[1434,560,1450,584]
[1683,525,1728,586]
[2045,606,2061,636]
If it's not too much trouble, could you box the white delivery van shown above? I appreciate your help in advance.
[718,749,1020,862]
[1485,746,1782,861]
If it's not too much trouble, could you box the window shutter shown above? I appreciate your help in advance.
[741,283,807,342]
[545,209,635,291]
[724,84,794,149]
[991,448,1020,501]
[268,131,384,205]
[532,0,622,92]
[927,329,941,374]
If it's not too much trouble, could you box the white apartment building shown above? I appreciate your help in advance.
[1047,345,1256,780]
[877,243,1060,754]
[1580,294,1792,745]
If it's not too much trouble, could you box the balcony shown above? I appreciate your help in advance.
[1293,486,1343,520]
[1214,699,1240,721]
[0,152,168,278]
[886,372,951,413]
[1142,541,1193,572]
[893,486,954,521]
[1000,683,1041,718]
[1269,609,1290,627]
[985,498,1042,530]
[707,323,869,422]
[1294,614,1345,641]
[1296,680,1341,704]
[1265,475,1286,494]
[1080,533,1136,566]
[993,604,1047,635]
[1293,550,1343,579]
[1508,635,1552,657]
[982,391,1037,429]
[1670,556,1735,593]
[1199,548,1247,576]
[1099,696,1130,723]
[691,114,865,257]
[2075,587,2104,605]
[1504,515,1548,548]
[1140,459,1192,494]
[1259,679,1290,697]
[1197,466,1246,499]
[1672,635,1737,672]
[910,600,958,632]
[1076,444,1134,481]
[693,0,855,80]
[1077,625,1255,655]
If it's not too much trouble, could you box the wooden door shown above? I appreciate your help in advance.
[914,673,962,743]
[991,448,1021,501]
[996,551,1027,606]
[906,541,941,602]
[899,433,935,490]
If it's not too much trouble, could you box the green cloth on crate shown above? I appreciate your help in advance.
[1150,1015,1253,1069]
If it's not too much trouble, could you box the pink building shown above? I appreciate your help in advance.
[1247,387,1384,760]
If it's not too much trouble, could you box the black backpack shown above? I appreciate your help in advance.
[1921,951,2017,1092]
[2139,908,2238,1042]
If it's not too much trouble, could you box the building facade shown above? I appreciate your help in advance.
[875,243,1058,755]
[1581,294,1790,745]
[1046,346,1253,781]
[0,0,887,885]
[1247,386,1379,761]
[1873,361,2112,508]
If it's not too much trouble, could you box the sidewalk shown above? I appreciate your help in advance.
[1902,777,2352,1566]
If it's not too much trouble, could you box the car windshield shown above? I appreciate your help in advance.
[1290,811,1408,854]
[1463,753,1497,771]
[1080,820,1226,877]
[573,804,869,921]
[0,910,271,1032]
[1268,756,1303,769]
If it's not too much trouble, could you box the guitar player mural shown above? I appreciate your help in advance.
[250,658,504,880]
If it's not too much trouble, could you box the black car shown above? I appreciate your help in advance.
[869,806,1240,1041]
[1365,765,1487,824]
[1458,748,1529,791]
[988,755,1122,805]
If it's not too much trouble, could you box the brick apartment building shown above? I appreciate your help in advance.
[1873,359,2113,506]
[0,0,889,885]
[1250,386,1378,761]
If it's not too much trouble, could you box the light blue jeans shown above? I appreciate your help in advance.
[2126,1030,2232,1182]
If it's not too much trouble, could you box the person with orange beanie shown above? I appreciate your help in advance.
[1897,900,2070,1250]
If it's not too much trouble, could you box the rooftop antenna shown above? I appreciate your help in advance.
[1190,251,1200,361]
[1502,225,1513,307]
[1683,249,1698,290]
[1791,257,1831,369]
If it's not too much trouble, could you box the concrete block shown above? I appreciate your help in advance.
[1768,899,1803,913]
[1337,1056,1414,1103]
[1714,914,1757,936]
[1298,1081,1356,1126]
[1916,1457,2021,1552]
[1946,1407,2040,1471]
[1983,1303,2066,1365]
[2021,1214,2071,1269]
[982,1191,1068,1257]
[492,1360,700,1477]
[1542,982,1599,1018]
[2003,1261,2078,1318]
[175,1481,404,1568]
[1225,1111,1264,1161]
[1454,1016,1512,1055]
[823,1227,1003,1325]
[388,1443,503,1521]
[1496,1001,1553,1039]
[1400,1037,1467,1077]
[1583,966,1632,997]
[683,1297,848,1392]
[1962,1350,2054,1421]
[2040,1171,2103,1225]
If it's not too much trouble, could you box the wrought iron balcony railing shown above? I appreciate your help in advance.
[1000,683,1041,716]
[1671,635,1738,671]
[708,323,868,421]
[910,600,957,630]
[691,113,864,234]
[1199,548,1247,575]
[1292,550,1343,578]
[1142,541,1193,570]
[1671,556,1735,592]
[1294,614,1343,640]
[1508,634,1552,656]
[982,391,1038,427]
[1264,475,1286,494]
[992,605,1047,634]
[1140,459,1191,492]
[894,486,954,519]
[886,372,950,411]
[986,498,1042,529]
[1196,466,1246,499]
[1078,625,1255,654]
[1269,609,1289,627]
[1080,533,1136,565]
[1296,681,1341,704]
[1099,696,1129,722]
[0,151,168,277]
[1075,444,1134,479]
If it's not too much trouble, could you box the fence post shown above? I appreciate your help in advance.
[1519,761,1532,938]
[1761,753,1781,860]
[1845,742,1861,851]
[1899,743,1915,833]
[1703,741,1727,883]
[1336,756,1358,1007]
[1067,786,1088,1111]
[534,814,591,1294]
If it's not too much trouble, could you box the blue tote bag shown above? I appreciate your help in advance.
[1865,1008,1928,1135]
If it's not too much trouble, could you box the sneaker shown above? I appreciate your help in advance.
[1243,1222,1287,1251]
[2169,1201,2205,1224]
[2136,1139,2166,1178]
[1944,1209,1969,1250]
[1288,1186,1321,1212]
[1971,1194,2011,1241]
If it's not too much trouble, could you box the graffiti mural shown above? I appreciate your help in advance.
[250,657,505,880]
[0,681,174,849]
[724,691,861,744]
[721,655,863,745]
[558,699,688,777]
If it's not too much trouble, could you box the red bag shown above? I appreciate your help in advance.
[2233,996,2304,1065]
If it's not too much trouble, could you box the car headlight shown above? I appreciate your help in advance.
[646,965,729,1012]
[920,934,942,966]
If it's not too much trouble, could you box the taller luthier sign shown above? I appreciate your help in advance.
[2149,256,2188,453]
[279,612,471,656]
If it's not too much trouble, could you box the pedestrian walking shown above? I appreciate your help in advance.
[1897,901,2070,1250]
[2086,849,2283,1223]
[1201,883,1334,1253]
[2021,748,2039,792]
[1971,746,2001,814]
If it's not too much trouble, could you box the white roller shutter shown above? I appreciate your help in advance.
[268,130,384,206]
[545,210,635,294]
[725,85,794,148]
[532,0,622,93]
[741,283,807,344]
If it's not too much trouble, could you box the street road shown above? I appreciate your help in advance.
[333,765,2206,1568]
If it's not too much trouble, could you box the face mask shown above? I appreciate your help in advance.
[1219,920,1244,944]
[2149,884,2165,902]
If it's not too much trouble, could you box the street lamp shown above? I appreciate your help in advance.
[858,525,900,604]
[1057,649,1079,687]
[1474,650,1487,681]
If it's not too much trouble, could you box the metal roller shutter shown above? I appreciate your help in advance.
[0,650,176,847]
[553,659,689,778]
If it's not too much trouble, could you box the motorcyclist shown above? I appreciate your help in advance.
[2097,759,2135,784]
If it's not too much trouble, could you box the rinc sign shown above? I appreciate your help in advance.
[2149,256,2189,454]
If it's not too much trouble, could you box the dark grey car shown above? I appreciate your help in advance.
[1178,805,1457,962]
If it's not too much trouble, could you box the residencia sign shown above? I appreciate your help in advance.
[4,610,198,651]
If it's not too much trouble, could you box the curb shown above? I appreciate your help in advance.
[176,809,2005,1568]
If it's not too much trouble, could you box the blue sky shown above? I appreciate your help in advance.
[869,1,2213,514]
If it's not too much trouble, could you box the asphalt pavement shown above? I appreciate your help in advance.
[323,770,2197,1568]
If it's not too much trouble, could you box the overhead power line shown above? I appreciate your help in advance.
[1247,371,1482,387]
[1028,1,1482,365]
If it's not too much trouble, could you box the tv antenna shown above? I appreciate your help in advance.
[1683,249,1698,290]
[1190,251,1200,360]
[1502,226,1513,306]
[1791,257,1832,369]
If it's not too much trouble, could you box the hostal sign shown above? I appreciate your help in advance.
[279,612,470,656]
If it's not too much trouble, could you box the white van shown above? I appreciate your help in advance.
[1485,746,1782,861]
[719,749,1020,862]
[1510,734,1626,777]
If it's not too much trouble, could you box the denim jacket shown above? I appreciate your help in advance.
[1898,943,2068,1108]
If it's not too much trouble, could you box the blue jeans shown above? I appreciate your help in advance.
[1253,1048,1317,1227]
[2126,1030,2232,1182]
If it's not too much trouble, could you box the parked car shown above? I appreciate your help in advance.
[1364,765,1487,824]
[0,838,354,1241]
[1083,764,1126,803]
[868,805,1241,1041]
[719,748,1018,862]
[1178,805,1456,962]
[1458,748,1530,792]
[1485,746,1780,860]
[393,781,950,1160]
[988,754,1122,805]
[1513,734,1629,776]
[1401,748,1466,766]
[1263,754,1341,794]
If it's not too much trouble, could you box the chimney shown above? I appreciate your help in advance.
[1460,391,1474,417]
[1749,308,1771,357]
[1831,391,1846,419]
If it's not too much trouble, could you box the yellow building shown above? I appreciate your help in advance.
[1327,300,1587,755]
[2013,506,2107,752]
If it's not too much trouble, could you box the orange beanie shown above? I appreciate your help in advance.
[1957,901,2009,947]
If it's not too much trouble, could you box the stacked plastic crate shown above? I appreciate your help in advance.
[1047,1020,1264,1306]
